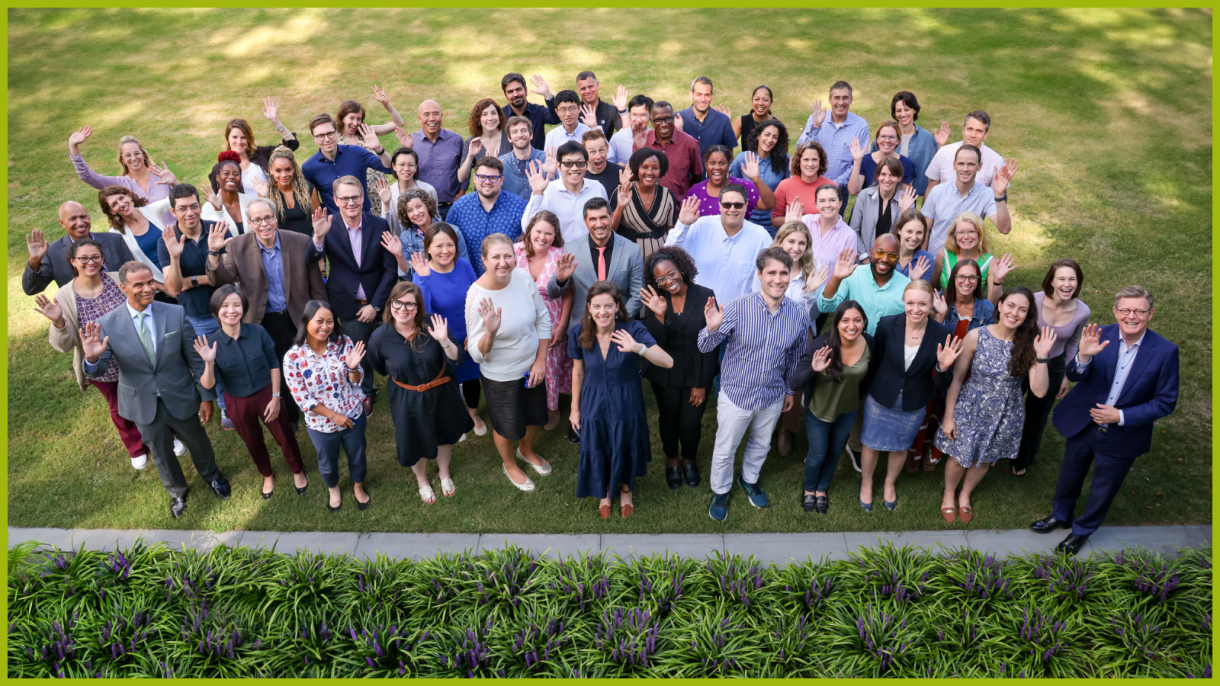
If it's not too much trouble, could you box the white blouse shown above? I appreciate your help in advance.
[464,268,552,381]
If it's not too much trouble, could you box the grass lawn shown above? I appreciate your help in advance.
[6,8,1212,535]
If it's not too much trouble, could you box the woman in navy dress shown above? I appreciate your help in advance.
[569,282,673,519]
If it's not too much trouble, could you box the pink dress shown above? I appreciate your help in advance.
[515,244,572,410]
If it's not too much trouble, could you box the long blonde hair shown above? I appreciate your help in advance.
[945,211,990,255]
[267,146,311,223]
[772,220,815,281]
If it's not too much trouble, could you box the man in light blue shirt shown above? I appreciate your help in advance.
[608,94,653,165]
[796,81,870,207]
[543,90,591,151]
[920,144,1014,257]
[817,234,910,336]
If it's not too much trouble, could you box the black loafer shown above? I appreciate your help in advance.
[327,500,342,513]
[261,488,273,501]
[568,427,580,444]
[210,475,231,500]
[815,495,829,515]
[357,490,371,511]
[170,497,187,519]
[682,462,700,488]
[1056,533,1089,556]
[801,493,816,514]
[295,475,309,496]
[665,466,682,490]
[1030,515,1071,534]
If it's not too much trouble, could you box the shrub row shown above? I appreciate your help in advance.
[7,541,1211,678]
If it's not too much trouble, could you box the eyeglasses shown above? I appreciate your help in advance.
[1116,308,1151,317]
[474,174,503,182]
[248,216,276,226]
[651,116,675,124]
[391,301,419,311]
[872,250,898,260]
[175,203,202,213]
[720,202,746,210]
[956,275,979,283]
[313,130,338,140]
[654,270,681,284]
[74,255,103,264]
[555,106,580,115]
[876,135,899,142]
[335,195,363,206]
[560,160,587,169]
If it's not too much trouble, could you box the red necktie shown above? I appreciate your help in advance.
[597,246,607,281]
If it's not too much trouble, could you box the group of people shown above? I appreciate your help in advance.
[25,74,1179,555]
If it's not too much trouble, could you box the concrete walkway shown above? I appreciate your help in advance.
[8,525,1210,564]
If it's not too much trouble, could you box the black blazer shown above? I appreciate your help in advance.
[868,314,954,411]
[790,329,878,403]
[306,213,397,320]
[22,232,135,295]
[638,283,718,389]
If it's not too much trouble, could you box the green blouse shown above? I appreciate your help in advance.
[808,346,871,422]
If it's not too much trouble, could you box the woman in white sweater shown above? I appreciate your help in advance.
[465,233,553,492]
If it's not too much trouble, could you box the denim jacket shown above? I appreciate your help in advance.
[499,148,547,201]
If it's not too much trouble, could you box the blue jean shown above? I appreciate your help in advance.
[307,414,368,488]
[187,314,226,413]
[804,408,857,493]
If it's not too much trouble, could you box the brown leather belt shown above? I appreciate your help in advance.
[393,366,449,392]
[356,298,370,305]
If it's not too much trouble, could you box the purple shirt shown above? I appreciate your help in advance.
[411,129,464,203]
[800,215,859,270]
[687,177,760,218]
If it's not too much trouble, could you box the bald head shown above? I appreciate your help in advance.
[874,233,899,252]
[58,201,92,238]
[418,100,443,136]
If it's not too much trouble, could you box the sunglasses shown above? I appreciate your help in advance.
[720,202,746,210]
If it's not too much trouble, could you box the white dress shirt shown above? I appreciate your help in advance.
[521,177,608,244]
[665,215,773,304]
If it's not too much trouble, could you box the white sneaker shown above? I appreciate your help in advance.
[131,454,148,470]
[845,445,861,472]
[173,438,186,456]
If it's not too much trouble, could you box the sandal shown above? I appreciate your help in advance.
[440,478,456,497]
[904,453,920,474]
[959,505,974,523]
[1011,467,1027,477]
[620,487,633,519]
[419,484,436,504]
[598,502,612,519]
[923,456,940,472]
[941,505,957,523]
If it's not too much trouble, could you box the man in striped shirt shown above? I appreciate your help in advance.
[698,247,810,521]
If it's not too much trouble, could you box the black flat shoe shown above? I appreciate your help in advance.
[801,493,816,514]
[210,475,231,500]
[682,462,700,488]
[261,488,273,500]
[665,466,682,490]
[327,500,342,513]
[1057,533,1089,556]
[1030,515,1071,534]
[295,475,309,496]
[170,497,187,519]
[568,427,580,444]
[815,495,829,515]
[357,490,371,511]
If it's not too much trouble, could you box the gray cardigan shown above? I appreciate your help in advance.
[847,185,903,255]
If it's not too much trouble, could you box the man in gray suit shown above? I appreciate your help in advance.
[82,261,230,519]
[22,201,135,294]
[547,196,642,442]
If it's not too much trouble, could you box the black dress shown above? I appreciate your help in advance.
[367,325,474,466]
[279,192,313,236]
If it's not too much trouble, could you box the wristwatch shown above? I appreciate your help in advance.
[276,124,286,133]
[637,343,647,355]
[994,192,1008,203]
[207,250,220,257]
[272,391,281,397]
[1036,357,1050,363]
[191,276,198,287]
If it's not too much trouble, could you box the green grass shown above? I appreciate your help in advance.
[7,8,1212,534]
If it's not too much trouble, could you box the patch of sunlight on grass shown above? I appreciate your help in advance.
[1056,8,1129,26]
[236,65,274,87]
[657,40,683,59]
[225,10,328,57]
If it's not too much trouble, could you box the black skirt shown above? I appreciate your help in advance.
[482,375,548,441]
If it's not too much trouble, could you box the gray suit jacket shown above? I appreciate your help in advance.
[85,301,214,426]
[847,186,903,255]
[21,232,135,295]
[546,232,643,332]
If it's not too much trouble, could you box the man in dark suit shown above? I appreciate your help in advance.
[206,197,326,428]
[82,261,230,518]
[1030,285,1180,555]
[307,175,397,411]
[22,201,135,294]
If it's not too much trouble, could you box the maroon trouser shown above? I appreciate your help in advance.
[224,386,305,477]
[89,379,147,458]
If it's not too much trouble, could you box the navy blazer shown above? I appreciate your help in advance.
[306,213,397,321]
[790,329,879,403]
[868,314,954,411]
[1052,324,1179,459]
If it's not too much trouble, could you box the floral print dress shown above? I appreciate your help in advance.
[934,326,1024,468]
[514,244,572,411]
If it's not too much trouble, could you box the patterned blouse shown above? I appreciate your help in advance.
[283,335,366,433]
[75,276,126,383]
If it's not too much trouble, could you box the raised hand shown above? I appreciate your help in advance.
[934,121,951,147]
[992,159,1018,196]
[805,264,831,294]
[526,160,550,195]
[541,146,558,178]
[580,104,598,129]
[311,206,331,241]
[932,289,948,319]
[162,228,186,260]
[148,161,178,186]
[68,126,93,147]
[991,253,1016,285]
[897,186,917,214]
[379,230,403,260]
[640,285,667,317]
[713,104,732,120]
[394,126,413,150]
[809,99,828,128]
[247,177,269,198]
[611,328,641,354]
[81,321,109,363]
[26,230,47,264]
[207,222,235,253]
[832,248,859,280]
[426,313,449,342]
[703,296,723,332]
[909,255,932,282]
[528,74,552,98]
[193,335,217,364]
[357,122,381,150]
[371,84,390,106]
[632,119,649,149]
[467,137,483,159]
[810,345,833,372]
[849,137,865,162]
[201,184,223,211]
[261,96,280,122]
[612,84,628,112]
[371,176,392,206]
[32,293,64,326]
[673,111,684,131]
[408,249,430,277]
[478,298,502,335]
[742,151,761,180]
[555,253,577,282]
[345,341,366,370]
[936,334,963,371]
[784,198,805,222]
[1033,326,1058,359]
[677,195,701,226]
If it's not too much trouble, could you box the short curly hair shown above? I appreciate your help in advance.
[643,246,698,292]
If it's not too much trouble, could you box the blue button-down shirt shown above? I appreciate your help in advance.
[817,267,911,336]
[1076,330,1145,426]
[411,129,465,203]
[302,145,392,214]
[158,222,228,319]
[502,100,561,151]
[797,111,870,187]
[207,323,279,398]
[446,190,529,276]
[259,233,287,313]
[677,106,739,159]
[697,293,809,410]
[921,180,999,257]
